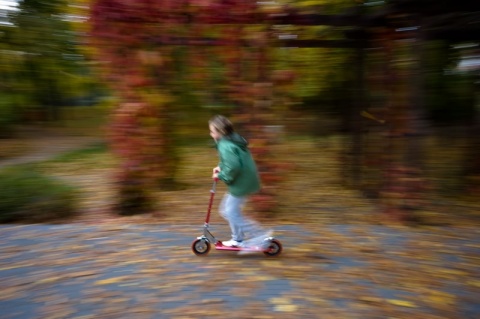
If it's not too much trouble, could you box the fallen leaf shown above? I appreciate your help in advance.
[387,299,417,308]
[467,280,480,288]
[269,297,292,305]
[94,276,129,285]
[273,304,299,312]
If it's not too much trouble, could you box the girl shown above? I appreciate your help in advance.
[209,115,271,247]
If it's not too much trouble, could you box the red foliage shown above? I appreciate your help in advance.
[89,0,293,215]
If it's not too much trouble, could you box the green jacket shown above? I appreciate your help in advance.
[216,132,261,197]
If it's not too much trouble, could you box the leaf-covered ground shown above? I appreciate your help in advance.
[1,223,479,318]
[1,134,479,318]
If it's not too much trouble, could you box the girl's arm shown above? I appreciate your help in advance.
[218,146,241,184]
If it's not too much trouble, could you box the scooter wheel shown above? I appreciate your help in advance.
[192,239,210,256]
[263,239,282,257]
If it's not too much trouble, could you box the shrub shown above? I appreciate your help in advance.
[0,94,18,138]
[0,168,79,223]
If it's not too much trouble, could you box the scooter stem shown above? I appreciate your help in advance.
[205,178,218,225]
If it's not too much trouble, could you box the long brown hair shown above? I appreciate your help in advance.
[209,115,234,136]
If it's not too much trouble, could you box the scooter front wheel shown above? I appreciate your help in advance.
[263,239,282,257]
[192,239,211,256]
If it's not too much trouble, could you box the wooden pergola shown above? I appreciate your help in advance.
[263,0,480,219]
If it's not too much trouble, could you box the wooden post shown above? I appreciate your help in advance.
[351,44,365,188]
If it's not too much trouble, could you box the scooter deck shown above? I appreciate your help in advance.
[214,241,265,252]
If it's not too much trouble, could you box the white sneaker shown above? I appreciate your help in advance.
[222,239,243,247]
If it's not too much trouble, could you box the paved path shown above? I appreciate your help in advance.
[0,136,103,169]
[1,224,479,318]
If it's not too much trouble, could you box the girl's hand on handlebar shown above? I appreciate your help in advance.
[212,167,220,180]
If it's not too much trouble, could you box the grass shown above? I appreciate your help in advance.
[15,134,475,226]
[46,142,108,163]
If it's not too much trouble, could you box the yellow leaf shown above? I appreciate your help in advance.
[269,297,291,305]
[427,294,455,305]
[274,304,299,312]
[426,291,456,305]
[94,276,128,285]
[387,299,417,308]
[270,297,300,312]
[291,247,314,253]
[468,280,480,288]
[37,276,63,284]
[438,268,467,276]
[119,283,139,287]
[0,264,34,271]
[261,260,283,267]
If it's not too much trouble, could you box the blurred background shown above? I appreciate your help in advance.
[0,0,479,224]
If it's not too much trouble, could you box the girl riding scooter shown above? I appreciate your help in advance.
[209,115,272,248]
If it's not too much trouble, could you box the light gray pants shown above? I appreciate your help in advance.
[219,193,265,242]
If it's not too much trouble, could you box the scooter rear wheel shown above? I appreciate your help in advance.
[192,239,211,256]
[263,239,282,256]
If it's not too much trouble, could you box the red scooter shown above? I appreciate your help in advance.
[191,176,282,257]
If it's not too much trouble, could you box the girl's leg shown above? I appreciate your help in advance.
[220,193,266,242]
[220,193,246,241]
